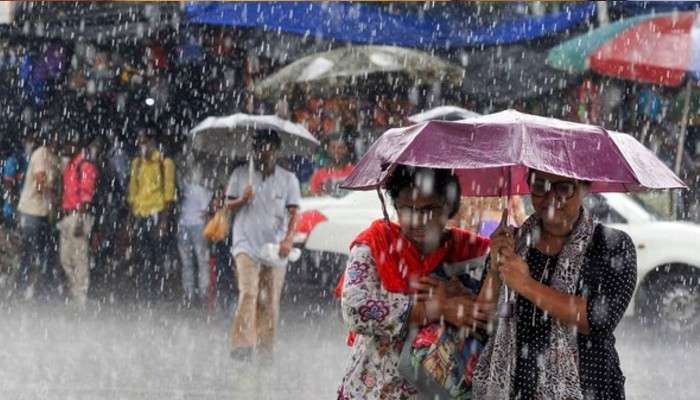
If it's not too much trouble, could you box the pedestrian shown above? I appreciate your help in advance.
[2,139,28,227]
[210,184,236,312]
[226,129,301,361]
[336,165,492,400]
[473,169,637,400]
[16,127,61,300]
[126,128,176,302]
[308,133,355,197]
[57,136,103,309]
[177,158,212,308]
[88,131,129,301]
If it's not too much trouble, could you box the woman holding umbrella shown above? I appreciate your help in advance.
[336,164,493,399]
[473,169,637,400]
[339,110,685,400]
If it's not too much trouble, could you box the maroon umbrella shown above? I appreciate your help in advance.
[341,110,687,196]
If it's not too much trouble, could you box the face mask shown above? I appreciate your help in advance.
[140,145,149,158]
[89,147,99,160]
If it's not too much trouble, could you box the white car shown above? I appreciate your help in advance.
[294,190,700,334]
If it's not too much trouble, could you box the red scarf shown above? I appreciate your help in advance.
[335,219,490,297]
[335,219,489,346]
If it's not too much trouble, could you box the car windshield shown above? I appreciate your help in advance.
[627,192,671,221]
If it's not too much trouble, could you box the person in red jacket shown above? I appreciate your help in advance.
[308,133,354,197]
[58,136,104,308]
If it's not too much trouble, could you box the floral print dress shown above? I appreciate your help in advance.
[337,245,418,400]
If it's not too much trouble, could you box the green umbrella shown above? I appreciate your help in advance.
[547,12,694,177]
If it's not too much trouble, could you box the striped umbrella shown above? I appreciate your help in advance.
[547,11,700,174]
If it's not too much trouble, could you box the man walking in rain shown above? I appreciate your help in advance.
[127,129,176,302]
[226,130,300,361]
[16,127,61,300]
[57,136,104,309]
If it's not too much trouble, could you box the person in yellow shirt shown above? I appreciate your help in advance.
[127,129,176,301]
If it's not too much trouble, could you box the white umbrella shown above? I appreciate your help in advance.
[408,106,480,123]
[254,45,465,99]
[190,113,320,183]
[190,113,319,158]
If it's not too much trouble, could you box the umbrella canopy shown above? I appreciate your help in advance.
[254,45,465,99]
[341,110,687,196]
[408,106,480,123]
[548,12,700,176]
[608,131,687,190]
[189,114,320,160]
[462,43,576,103]
[547,11,700,86]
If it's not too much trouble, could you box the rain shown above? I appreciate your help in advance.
[0,2,699,400]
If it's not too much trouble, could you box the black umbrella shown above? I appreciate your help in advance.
[459,43,575,104]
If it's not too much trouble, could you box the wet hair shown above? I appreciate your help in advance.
[252,129,282,149]
[89,136,106,150]
[385,164,461,218]
[324,133,355,161]
[139,128,158,140]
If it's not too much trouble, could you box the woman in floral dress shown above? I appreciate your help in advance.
[336,165,493,400]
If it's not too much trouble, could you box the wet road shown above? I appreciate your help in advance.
[0,300,698,400]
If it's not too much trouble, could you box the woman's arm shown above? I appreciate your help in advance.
[341,245,416,339]
[225,185,253,214]
[500,229,638,336]
[499,251,591,334]
[518,276,590,334]
[412,276,494,330]
[584,229,637,336]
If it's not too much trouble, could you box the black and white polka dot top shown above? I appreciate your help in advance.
[512,224,638,400]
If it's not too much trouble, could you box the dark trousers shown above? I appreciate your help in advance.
[132,215,166,302]
[214,237,236,311]
[17,213,55,296]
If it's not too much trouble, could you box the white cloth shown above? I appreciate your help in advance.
[259,243,301,268]
[225,165,301,264]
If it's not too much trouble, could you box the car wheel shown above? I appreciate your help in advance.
[641,271,700,334]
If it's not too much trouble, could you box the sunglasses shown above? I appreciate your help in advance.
[529,177,578,200]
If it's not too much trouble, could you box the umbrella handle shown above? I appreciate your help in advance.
[248,157,254,186]
[500,286,515,318]
[499,166,516,318]
[377,187,390,223]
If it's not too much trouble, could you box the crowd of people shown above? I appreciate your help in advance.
[0,116,363,306]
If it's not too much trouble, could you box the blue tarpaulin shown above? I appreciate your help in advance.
[186,2,596,49]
